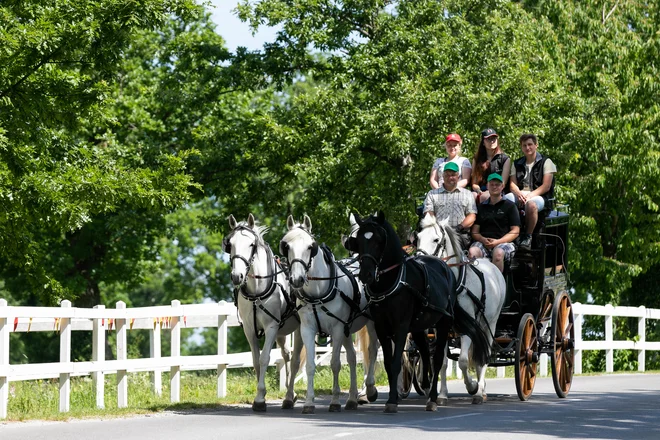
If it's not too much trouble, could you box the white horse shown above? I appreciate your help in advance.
[415,213,506,404]
[280,214,379,414]
[224,214,303,412]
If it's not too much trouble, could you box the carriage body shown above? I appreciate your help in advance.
[487,208,574,400]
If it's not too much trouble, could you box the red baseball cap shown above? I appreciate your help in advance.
[445,133,462,143]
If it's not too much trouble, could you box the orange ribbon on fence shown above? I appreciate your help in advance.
[130,318,135,329]
[13,317,18,332]
[54,317,61,333]
[183,316,187,327]
[108,318,114,331]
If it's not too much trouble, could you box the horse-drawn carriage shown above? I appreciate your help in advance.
[411,204,574,402]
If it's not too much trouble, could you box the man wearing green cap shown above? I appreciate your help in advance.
[423,161,477,248]
[469,173,521,273]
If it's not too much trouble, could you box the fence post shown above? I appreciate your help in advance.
[59,300,72,413]
[574,304,582,375]
[540,353,548,377]
[150,315,162,396]
[92,304,106,408]
[605,303,614,373]
[116,301,128,408]
[217,301,227,398]
[638,306,646,372]
[170,300,181,403]
[0,299,9,419]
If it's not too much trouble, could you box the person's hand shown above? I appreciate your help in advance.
[455,224,465,234]
[483,237,495,249]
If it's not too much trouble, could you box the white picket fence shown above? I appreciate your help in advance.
[1,298,659,419]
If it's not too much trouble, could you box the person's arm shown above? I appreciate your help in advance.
[458,160,471,188]
[470,160,482,193]
[461,213,476,229]
[509,167,523,199]
[429,168,440,189]
[470,223,483,242]
[493,225,520,245]
[528,172,555,199]
[501,157,511,187]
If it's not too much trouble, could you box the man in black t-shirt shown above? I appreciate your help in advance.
[468,173,521,272]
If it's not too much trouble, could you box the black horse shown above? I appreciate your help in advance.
[344,212,490,412]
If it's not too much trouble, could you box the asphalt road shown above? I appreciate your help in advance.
[2,374,659,440]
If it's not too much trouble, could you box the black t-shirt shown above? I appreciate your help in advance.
[475,199,521,239]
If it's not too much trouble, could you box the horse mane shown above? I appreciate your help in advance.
[235,220,269,247]
[443,221,464,254]
[420,216,464,255]
[281,223,314,245]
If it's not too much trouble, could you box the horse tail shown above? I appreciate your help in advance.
[356,326,370,369]
[452,302,491,367]
[299,345,307,370]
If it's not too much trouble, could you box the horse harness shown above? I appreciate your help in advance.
[294,243,366,338]
[226,227,298,339]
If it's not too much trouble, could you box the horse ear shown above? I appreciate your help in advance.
[440,216,450,226]
[228,214,237,229]
[287,215,296,230]
[376,211,385,224]
[303,214,312,232]
[247,213,255,228]
[353,213,363,225]
[344,236,358,252]
[349,213,356,226]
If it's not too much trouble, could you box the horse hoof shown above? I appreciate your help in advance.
[252,401,267,412]
[384,403,398,414]
[483,393,488,402]
[345,400,358,411]
[437,398,448,407]
[367,389,378,403]
[329,403,342,412]
[467,383,479,395]
[357,394,369,405]
[426,401,438,412]
[302,405,315,414]
[471,396,484,405]
[282,399,295,410]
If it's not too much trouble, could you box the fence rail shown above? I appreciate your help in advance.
[1,299,658,419]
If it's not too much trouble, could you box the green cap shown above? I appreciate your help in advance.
[443,162,460,173]
[487,173,503,182]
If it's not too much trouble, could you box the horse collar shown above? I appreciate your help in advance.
[366,261,407,303]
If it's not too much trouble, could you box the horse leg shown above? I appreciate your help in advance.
[342,335,359,410]
[459,335,479,396]
[411,330,432,396]
[301,325,318,414]
[471,362,487,404]
[281,330,302,409]
[364,321,379,402]
[437,341,449,406]
[385,328,408,413]
[253,325,279,412]
[427,322,450,411]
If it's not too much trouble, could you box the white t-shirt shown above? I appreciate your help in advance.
[432,156,472,185]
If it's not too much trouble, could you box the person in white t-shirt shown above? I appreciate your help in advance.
[505,133,557,249]
[429,133,472,189]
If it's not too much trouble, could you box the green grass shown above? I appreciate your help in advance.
[5,364,389,421]
[7,362,646,421]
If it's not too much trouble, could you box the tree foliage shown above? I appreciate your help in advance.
[0,0,200,303]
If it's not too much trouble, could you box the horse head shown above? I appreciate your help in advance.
[224,213,267,287]
[344,211,400,286]
[280,214,319,289]
[415,213,462,261]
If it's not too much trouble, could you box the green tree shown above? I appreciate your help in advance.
[0,0,200,304]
